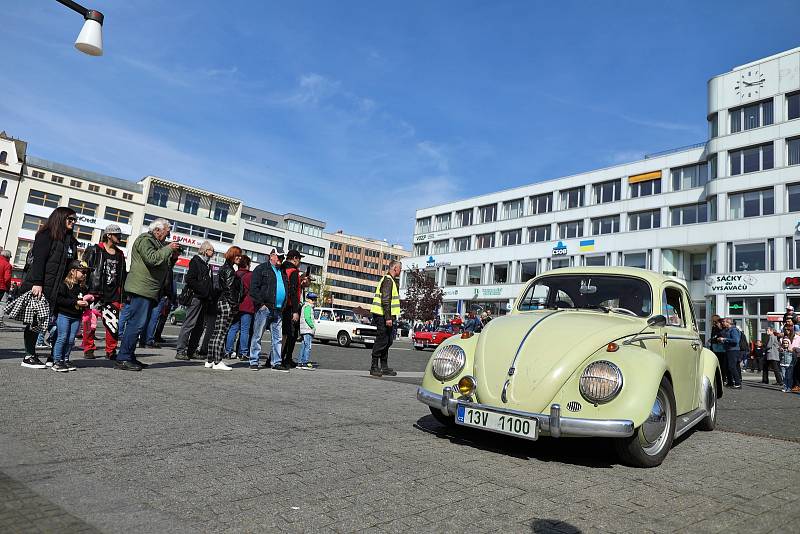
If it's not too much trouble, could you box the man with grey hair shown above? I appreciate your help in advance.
[0,248,11,327]
[115,218,179,371]
[175,240,215,360]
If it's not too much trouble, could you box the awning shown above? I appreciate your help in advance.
[628,170,661,184]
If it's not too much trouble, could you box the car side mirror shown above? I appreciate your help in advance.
[647,315,667,328]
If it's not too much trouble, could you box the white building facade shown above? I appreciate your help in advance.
[402,46,800,342]
[0,133,25,248]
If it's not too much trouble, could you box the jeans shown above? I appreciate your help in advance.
[250,306,282,367]
[226,312,252,356]
[117,295,156,362]
[141,297,167,345]
[299,333,313,364]
[726,350,742,386]
[783,357,796,391]
[53,314,81,363]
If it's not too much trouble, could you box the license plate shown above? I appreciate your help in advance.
[456,404,538,440]
[414,342,424,347]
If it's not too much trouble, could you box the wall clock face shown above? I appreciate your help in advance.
[734,68,765,101]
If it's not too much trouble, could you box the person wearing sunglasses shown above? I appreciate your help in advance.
[18,207,79,369]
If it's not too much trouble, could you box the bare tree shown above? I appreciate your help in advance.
[400,268,443,322]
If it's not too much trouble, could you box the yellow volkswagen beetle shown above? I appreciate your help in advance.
[417,267,722,467]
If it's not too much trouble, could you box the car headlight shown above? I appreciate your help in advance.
[579,360,623,404]
[432,345,466,381]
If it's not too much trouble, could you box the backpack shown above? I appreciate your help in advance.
[738,329,749,353]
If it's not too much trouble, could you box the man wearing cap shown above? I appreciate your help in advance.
[249,247,291,371]
[783,305,798,329]
[369,260,401,377]
[82,224,127,359]
[280,249,304,367]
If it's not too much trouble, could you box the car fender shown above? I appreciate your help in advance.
[698,347,723,400]
[420,334,480,393]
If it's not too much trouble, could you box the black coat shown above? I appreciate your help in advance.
[83,243,127,301]
[217,261,242,306]
[185,255,213,300]
[55,281,86,319]
[20,230,79,312]
[250,262,289,311]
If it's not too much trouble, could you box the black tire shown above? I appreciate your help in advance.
[697,378,717,431]
[319,339,329,344]
[337,332,351,348]
[614,376,676,468]
[169,316,177,325]
[414,346,424,351]
[429,406,455,427]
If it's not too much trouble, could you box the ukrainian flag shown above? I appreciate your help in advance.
[579,239,595,252]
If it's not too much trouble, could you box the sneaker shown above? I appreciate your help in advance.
[227,351,237,360]
[272,364,290,373]
[733,384,742,389]
[175,352,190,361]
[51,362,69,372]
[84,350,96,359]
[21,355,46,369]
[204,362,214,369]
[212,361,233,371]
[145,342,161,349]
[45,356,54,368]
[369,368,382,377]
[132,359,149,369]
[238,355,249,362]
[250,365,260,371]
[65,361,77,371]
[380,367,398,377]
[114,360,142,372]
[298,363,315,371]
[36,342,51,350]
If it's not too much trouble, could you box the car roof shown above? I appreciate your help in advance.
[533,266,688,291]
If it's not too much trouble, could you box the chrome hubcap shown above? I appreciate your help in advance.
[642,396,667,444]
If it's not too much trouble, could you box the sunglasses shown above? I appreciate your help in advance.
[66,217,77,222]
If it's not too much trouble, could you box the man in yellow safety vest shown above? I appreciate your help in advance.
[369,260,402,377]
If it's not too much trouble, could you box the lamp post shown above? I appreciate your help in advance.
[55,0,104,56]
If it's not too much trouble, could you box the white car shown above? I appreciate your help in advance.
[313,307,377,348]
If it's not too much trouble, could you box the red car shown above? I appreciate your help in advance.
[412,327,457,350]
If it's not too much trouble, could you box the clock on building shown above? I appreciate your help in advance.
[734,68,765,101]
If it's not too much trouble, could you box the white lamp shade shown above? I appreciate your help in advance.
[75,19,103,56]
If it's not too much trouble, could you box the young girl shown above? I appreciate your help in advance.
[52,260,91,372]
[779,337,796,393]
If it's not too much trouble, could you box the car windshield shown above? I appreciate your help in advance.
[517,275,653,317]
[333,310,357,322]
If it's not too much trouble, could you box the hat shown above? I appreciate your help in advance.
[286,249,304,260]
[788,305,794,310]
[68,259,92,272]
[306,292,318,301]
[103,224,122,235]
[268,247,285,258]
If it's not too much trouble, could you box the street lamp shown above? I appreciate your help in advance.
[56,0,104,56]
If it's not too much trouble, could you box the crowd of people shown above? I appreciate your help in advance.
[709,310,800,393]
[2,206,356,373]
[413,309,493,335]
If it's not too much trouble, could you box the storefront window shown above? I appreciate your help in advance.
[728,298,744,315]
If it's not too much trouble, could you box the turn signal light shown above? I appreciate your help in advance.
[461,332,473,339]
[458,375,477,396]
[606,342,619,352]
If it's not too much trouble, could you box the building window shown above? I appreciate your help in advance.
[122,192,133,201]
[476,233,495,249]
[104,207,132,224]
[88,184,99,192]
[415,217,431,234]
[31,170,45,179]
[365,249,381,258]
[558,220,583,239]
[70,180,82,188]
[454,208,473,227]
[242,214,256,222]
[433,240,449,254]
[213,202,229,222]
[788,138,800,167]
[478,204,497,224]
[286,219,323,237]
[502,198,524,219]
[628,209,661,231]
[560,187,584,209]
[328,254,340,262]
[28,189,61,208]
[0,180,7,196]
[584,255,606,267]
[468,265,482,285]
[21,214,47,232]
[670,203,709,226]
[365,261,380,270]
[51,175,64,184]
[73,225,94,242]
[528,225,550,243]
[671,163,709,191]
[624,252,647,269]
[345,245,362,254]
[287,240,324,258]
[551,258,570,270]
[690,253,707,281]
[729,188,774,219]
[67,198,98,217]
[492,263,509,284]
[434,213,451,231]
[709,113,718,138]
[243,229,284,248]
[788,183,800,213]
[344,257,361,266]
[106,188,117,197]
[789,92,800,121]
[501,229,522,246]
[454,237,470,251]
[730,99,773,133]
[445,268,458,286]
[519,261,537,282]
[709,154,717,179]
[530,193,552,214]
[0,151,6,164]
[733,242,766,272]
[149,185,169,207]
[414,243,428,256]
[629,179,661,198]
[730,143,774,175]
[592,179,621,204]
[590,215,619,235]
[14,240,33,266]
[183,194,200,215]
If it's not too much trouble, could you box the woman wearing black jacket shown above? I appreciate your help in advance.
[206,246,242,370]
[19,207,79,369]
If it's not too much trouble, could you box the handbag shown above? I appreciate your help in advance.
[178,285,195,306]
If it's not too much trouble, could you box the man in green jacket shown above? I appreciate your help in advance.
[115,218,179,371]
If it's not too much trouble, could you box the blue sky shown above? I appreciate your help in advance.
[2,1,799,246]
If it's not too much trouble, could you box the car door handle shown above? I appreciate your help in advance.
[691,341,700,350]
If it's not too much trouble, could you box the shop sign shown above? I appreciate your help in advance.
[170,233,205,247]
[705,274,757,293]
[414,231,450,242]
[795,220,800,234]
[24,203,133,234]
[785,276,800,287]
[552,241,568,256]
[424,255,451,269]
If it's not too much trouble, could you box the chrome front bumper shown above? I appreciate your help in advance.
[417,386,635,439]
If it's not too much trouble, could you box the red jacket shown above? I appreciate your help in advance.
[236,268,254,314]
[0,255,11,291]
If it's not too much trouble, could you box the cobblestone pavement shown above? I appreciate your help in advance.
[1,324,799,533]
